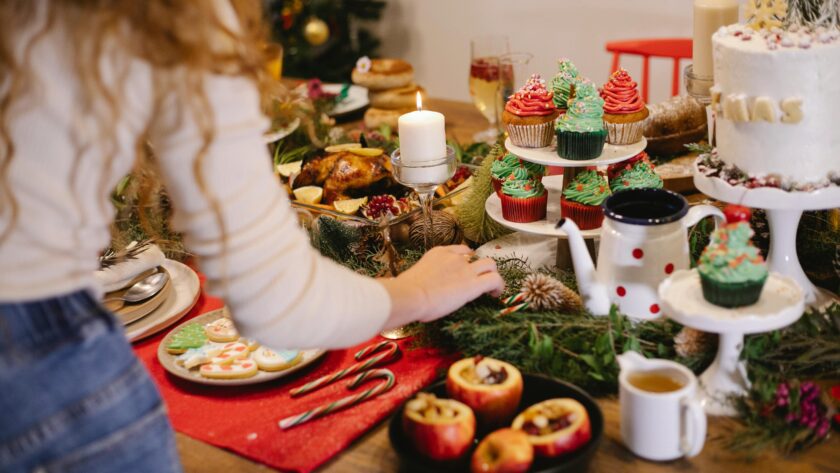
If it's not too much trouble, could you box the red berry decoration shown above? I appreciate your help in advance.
[363,195,407,219]
[724,204,752,224]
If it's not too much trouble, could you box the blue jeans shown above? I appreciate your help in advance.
[0,291,182,473]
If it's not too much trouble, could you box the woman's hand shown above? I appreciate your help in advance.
[379,245,505,330]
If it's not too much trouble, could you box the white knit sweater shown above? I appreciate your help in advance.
[0,2,391,350]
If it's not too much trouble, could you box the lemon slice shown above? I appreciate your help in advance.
[324,143,362,153]
[275,161,302,177]
[293,186,323,204]
[348,147,384,157]
[333,197,368,215]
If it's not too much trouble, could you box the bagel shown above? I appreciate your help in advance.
[352,58,414,91]
[369,83,426,110]
[364,107,413,130]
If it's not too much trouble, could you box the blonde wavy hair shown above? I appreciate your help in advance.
[0,0,274,246]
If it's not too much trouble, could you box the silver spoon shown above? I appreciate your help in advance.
[103,271,169,304]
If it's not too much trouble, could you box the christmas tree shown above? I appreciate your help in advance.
[267,0,385,82]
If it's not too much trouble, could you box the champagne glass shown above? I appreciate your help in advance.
[469,35,510,143]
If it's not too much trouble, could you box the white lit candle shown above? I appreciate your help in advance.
[396,93,450,185]
[398,93,447,164]
[693,0,739,78]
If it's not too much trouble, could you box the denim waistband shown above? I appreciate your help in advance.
[0,290,113,351]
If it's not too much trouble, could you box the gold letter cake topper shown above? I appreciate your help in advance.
[746,0,789,30]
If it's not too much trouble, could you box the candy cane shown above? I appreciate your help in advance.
[290,341,399,397]
[502,292,527,306]
[499,301,529,316]
[279,369,396,430]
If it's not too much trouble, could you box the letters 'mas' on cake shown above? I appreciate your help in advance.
[701,0,840,191]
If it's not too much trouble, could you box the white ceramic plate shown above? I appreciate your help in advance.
[485,175,601,239]
[263,117,301,144]
[324,83,369,116]
[125,260,200,342]
[505,137,646,167]
[156,309,327,386]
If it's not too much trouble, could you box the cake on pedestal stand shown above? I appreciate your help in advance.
[659,269,805,416]
[694,166,840,308]
[487,138,646,269]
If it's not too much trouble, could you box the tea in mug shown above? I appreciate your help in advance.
[628,371,685,393]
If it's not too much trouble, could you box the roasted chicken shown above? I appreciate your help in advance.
[294,151,395,204]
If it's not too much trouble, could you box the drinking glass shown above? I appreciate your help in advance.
[469,35,510,142]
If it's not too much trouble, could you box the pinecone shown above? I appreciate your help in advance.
[519,273,583,312]
[674,327,714,358]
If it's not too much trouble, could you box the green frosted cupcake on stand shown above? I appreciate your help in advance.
[491,153,545,195]
[549,58,580,112]
[560,170,611,230]
[499,178,548,223]
[697,212,768,308]
[608,152,663,193]
[555,81,607,160]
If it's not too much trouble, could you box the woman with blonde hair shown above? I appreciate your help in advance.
[0,1,503,471]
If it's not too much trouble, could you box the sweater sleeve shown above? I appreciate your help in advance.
[149,73,391,350]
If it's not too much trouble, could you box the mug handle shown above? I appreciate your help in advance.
[684,204,725,230]
[680,397,707,457]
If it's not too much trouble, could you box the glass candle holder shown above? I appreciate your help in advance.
[683,64,713,105]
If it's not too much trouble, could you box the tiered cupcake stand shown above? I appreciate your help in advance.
[485,137,646,268]
[693,166,840,308]
[659,269,805,416]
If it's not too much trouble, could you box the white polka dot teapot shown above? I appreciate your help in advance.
[557,189,724,320]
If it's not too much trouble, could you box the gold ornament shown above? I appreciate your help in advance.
[746,0,788,30]
[303,17,330,46]
[519,273,583,312]
[408,210,464,248]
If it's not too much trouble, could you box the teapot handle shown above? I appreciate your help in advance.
[684,204,725,230]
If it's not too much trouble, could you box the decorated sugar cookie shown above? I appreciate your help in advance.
[205,317,239,343]
[175,344,224,369]
[254,347,303,372]
[199,359,258,379]
[166,323,207,354]
[240,338,260,352]
[210,342,250,366]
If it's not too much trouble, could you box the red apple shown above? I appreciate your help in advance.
[446,356,524,428]
[471,428,533,473]
[402,393,476,461]
[511,398,591,458]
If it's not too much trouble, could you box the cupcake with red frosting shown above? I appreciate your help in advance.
[600,69,649,145]
[502,74,560,148]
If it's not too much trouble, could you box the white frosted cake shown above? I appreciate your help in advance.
[709,24,840,189]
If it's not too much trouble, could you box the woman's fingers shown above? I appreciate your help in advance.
[469,258,497,275]
[444,244,473,255]
[477,271,505,297]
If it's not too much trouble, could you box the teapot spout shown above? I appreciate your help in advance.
[555,218,611,316]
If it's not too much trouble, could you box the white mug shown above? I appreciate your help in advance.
[618,351,706,461]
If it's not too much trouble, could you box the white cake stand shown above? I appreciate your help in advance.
[693,163,840,308]
[504,137,647,167]
[659,269,805,416]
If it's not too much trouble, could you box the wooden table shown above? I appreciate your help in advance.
[176,99,840,472]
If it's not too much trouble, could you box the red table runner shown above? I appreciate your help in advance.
[132,277,455,472]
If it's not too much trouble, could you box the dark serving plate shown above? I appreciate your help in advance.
[388,373,604,473]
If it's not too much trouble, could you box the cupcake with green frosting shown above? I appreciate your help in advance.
[491,153,545,195]
[698,220,768,307]
[560,170,611,230]
[555,81,607,160]
[550,58,579,111]
[500,179,548,223]
[608,152,663,192]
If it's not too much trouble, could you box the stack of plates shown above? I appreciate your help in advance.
[103,259,201,342]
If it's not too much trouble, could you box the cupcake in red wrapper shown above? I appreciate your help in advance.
[502,74,560,148]
[491,152,545,196]
[600,69,649,145]
[500,179,548,223]
[560,170,611,230]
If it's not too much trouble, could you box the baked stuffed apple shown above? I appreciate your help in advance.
[446,356,524,428]
[402,392,476,461]
[511,398,591,458]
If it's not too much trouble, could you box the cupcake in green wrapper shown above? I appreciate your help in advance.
[698,222,768,307]
[555,81,607,160]
[560,170,610,230]
[500,179,547,223]
[550,58,579,111]
[608,154,663,193]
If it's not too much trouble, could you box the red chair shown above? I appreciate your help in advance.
[605,38,692,103]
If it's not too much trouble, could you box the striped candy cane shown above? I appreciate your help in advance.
[279,368,396,430]
[290,340,399,397]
